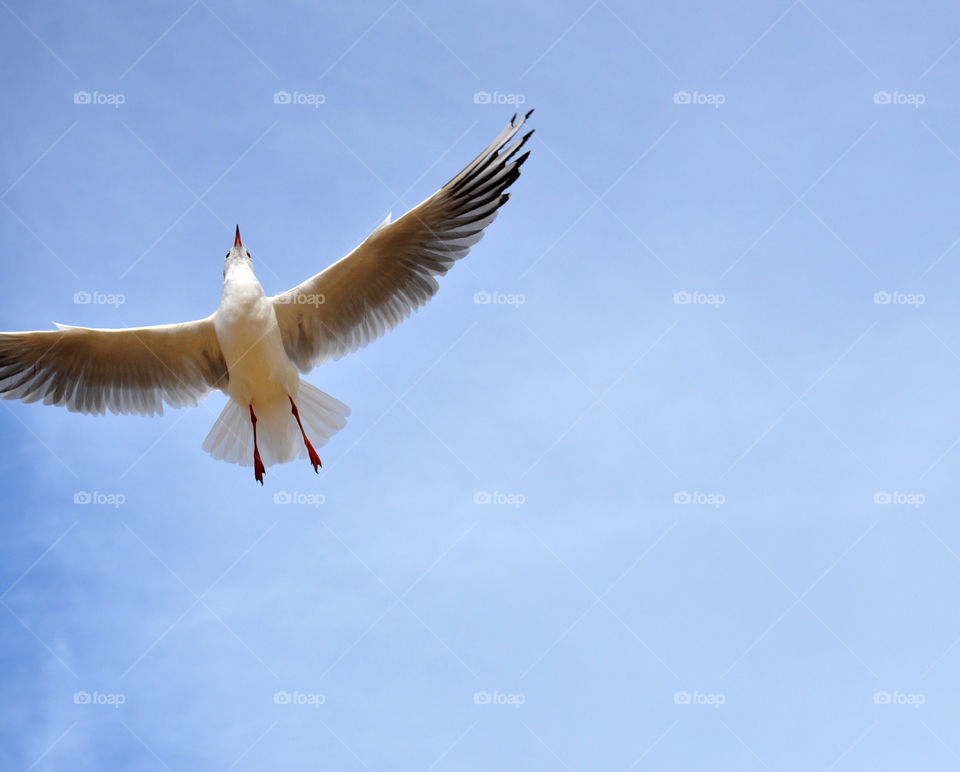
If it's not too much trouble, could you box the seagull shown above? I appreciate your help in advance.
[0,111,533,483]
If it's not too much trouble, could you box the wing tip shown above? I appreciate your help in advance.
[512,108,535,127]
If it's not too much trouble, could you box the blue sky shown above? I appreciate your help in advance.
[2,0,960,768]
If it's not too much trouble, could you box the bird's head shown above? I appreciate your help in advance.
[225,225,254,274]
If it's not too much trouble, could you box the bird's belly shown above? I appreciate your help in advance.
[215,302,298,407]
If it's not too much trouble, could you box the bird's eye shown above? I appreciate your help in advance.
[246,250,252,258]
[225,252,230,259]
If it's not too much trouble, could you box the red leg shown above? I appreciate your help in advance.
[289,396,322,472]
[249,404,265,485]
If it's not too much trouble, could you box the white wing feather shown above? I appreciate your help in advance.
[0,318,228,416]
[271,111,534,372]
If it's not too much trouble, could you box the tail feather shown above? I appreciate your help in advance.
[202,399,248,465]
[297,381,350,438]
[202,382,350,468]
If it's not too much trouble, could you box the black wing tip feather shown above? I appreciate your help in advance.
[444,110,535,191]
[463,117,533,186]
[512,108,535,126]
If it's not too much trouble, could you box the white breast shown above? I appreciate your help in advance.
[214,262,298,406]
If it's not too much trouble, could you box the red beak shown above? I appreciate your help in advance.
[234,225,242,248]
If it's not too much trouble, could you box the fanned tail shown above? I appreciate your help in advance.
[201,382,350,468]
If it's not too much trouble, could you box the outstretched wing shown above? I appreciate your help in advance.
[271,110,534,372]
[0,318,228,416]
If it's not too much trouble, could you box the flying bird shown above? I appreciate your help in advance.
[0,111,534,483]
